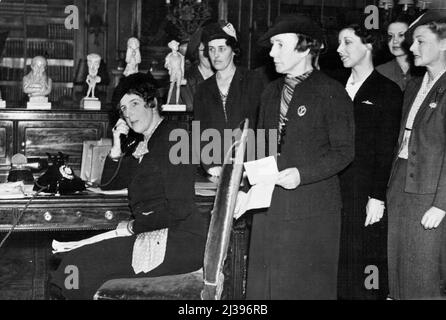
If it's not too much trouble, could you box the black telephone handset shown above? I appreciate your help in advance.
[120,130,143,155]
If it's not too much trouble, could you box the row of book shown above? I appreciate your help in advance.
[46,65,74,83]
[0,66,73,82]
[0,67,24,81]
[48,24,75,40]
[4,39,73,59]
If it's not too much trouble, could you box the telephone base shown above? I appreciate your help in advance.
[81,97,101,110]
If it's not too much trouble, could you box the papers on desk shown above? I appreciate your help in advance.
[87,187,128,196]
[52,229,129,254]
[235,156,278,219]
[0,182,34,198]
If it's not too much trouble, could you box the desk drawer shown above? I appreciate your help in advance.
[0,206,132,231]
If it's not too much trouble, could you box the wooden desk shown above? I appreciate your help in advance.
[0,180,250,300]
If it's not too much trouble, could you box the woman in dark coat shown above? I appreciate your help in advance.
[180,27,214,111]
[243,14,355,300]
[193,21,265,175]
[50,74,208,299]
[337,25,403,300]
[387,10,446,300]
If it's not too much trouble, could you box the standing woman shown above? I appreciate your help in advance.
[387,10,446,300]
[244,14,355,300]
[376,15,415,91]
[337,24,402,300]
[177,27,214,111]
[193,21,265,176]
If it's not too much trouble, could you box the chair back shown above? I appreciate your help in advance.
[201,119,249,300]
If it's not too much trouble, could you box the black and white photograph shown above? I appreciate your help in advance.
[0,0,445,305]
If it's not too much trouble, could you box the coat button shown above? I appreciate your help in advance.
[409,173,414,178]
[411,151,416,156]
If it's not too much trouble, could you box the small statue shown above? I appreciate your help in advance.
[81,53,102,110]
[123,37,141,77]
[23,56,52,109]
[164,40,186,106]
[86,53,102,98]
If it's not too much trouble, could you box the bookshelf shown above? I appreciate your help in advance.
[0,0,79,108]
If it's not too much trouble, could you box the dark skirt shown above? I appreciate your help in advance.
[338,195,389,300]
[387,159,446,299]
[246,211,341,300]
[50,230,206,300]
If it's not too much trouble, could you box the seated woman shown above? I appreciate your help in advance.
[49,73,209,300]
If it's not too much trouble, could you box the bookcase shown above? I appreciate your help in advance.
[0,0,79,108]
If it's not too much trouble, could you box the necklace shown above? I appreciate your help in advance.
[133,117,164,161]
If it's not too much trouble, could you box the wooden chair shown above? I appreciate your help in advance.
[94,119,249,300]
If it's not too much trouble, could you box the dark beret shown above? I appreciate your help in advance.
[258,14,323,46]
[202,21,237,44]
[111,72,159,108]
[405,9,446,41]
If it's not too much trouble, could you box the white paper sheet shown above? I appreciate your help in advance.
[243,156,279,185]
[234,156,279,219]
[52,229,130,254]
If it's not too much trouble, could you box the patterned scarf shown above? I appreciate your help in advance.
[278,70,313,147]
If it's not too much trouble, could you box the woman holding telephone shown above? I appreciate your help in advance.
[50,73,209,300]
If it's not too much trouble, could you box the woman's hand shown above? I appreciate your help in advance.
[421,207,446,229]
[207,166,222,177]
[365,198,385,226]
[115,220,134,236]
[110,118,129,158]
[276,167,300,190]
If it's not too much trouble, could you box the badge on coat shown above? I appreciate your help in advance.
[297,105,307,117]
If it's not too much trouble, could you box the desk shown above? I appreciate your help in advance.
[0,180,250,300]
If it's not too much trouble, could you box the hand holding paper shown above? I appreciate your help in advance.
[234,156,279,219]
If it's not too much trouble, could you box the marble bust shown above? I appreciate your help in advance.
[23,56,52,109]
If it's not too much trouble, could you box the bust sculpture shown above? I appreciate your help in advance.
[82,53,102,110]
[164,40,186,107]
[123,37,141,77]
[23,56,52,109]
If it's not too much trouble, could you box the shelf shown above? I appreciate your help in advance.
[6,37,74,43]
[1,58,74,68]
[0,81,74,88]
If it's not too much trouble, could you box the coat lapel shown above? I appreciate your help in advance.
[396,76,423,146]
[287,71,317,117]
[224,68,242,124]
[411,72,446,130]
[208,75,225,122]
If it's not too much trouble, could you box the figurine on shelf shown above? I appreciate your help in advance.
[81,53,102,110]
[123,37,141,77]
[23,56,52,109]
[164,40,187,109]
